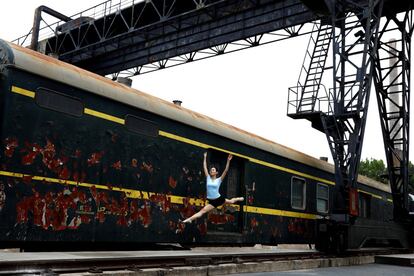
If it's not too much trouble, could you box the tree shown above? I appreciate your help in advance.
[358,158,414,191]
[358,158,387,183]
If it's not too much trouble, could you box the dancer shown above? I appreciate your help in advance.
[182,152,244,223]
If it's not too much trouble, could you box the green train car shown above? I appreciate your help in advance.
[0,39,410,251]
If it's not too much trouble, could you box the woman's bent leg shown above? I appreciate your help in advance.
[182,204,215,223]
[224,197,244,204]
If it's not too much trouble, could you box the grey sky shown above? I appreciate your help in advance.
[1,0,412,163]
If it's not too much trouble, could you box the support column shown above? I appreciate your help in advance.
[321,0,384,215]
[373,10,414,220]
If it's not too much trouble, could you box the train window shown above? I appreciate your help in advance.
[316,183,329,213]
[35,88,84,117]
[291,177,306,210]
[125,115,159,138]
[359,193,371,218]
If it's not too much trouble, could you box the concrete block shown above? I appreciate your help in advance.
[292,259,321,270]
[328,256,374,268]
[138,268,169,276]
[317,258,331,268]
[208,263,238,275]
[236,260,295,274]
[166,266,208,276]
[258,261,274,272]
[273,260,295,271]
[236,261,262,273]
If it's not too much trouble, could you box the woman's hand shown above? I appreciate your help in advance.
[227,154,233,161]
[204,152,208,158]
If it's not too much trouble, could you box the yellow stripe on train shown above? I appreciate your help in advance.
[0,169,314,219]
[159,131,335,186]
[10,85,336,186]
[244,206,318,220]
[11,86,35,98]
[11,85,392,200]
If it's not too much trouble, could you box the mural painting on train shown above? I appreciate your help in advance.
[0,88,245,241]
[0,81,315,245]
[0,70,319,248]
[2,134,199,232]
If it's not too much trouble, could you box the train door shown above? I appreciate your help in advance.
[206,150,244,234]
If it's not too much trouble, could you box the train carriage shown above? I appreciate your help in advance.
[0,39,410,251]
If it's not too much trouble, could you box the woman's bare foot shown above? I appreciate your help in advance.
[236,197,244,202]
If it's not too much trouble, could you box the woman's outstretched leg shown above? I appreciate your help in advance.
[225,197,244,204]
[182,204,215,223]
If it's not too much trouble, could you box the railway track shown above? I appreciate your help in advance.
[0,247,411,275]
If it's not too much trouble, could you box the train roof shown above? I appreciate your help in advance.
[0,39,390,193]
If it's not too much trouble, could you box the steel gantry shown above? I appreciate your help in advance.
[288,0,413,221]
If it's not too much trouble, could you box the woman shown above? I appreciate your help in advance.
[182,152,244,224]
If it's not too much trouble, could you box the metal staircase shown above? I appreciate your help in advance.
[287,21,333,132]
[297,22,332,114]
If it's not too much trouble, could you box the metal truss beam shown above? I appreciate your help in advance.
[373,10,414,220]
[15,0,318,76]
[111,23,313,78]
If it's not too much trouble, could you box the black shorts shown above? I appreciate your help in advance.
[208,196,226,208]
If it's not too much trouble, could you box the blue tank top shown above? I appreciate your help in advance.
[206,175,222,199]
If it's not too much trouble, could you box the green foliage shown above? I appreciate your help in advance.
[358,158,387,183]
[358,158,414,191]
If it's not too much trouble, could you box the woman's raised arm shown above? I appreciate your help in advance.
[203,152,209,177]
[220,154,232,179]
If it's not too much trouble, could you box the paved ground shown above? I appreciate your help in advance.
[228,264,414,276]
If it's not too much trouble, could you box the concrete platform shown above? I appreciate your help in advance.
[0,247,315,263]
[62,255,377,275]
[0,247,404,275]
[375,254,414,267]
[0,246,319,275]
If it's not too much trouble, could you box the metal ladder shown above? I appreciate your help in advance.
[296,23,332,113]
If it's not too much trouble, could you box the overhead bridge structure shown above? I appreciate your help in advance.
[19,0,321,77]
[15,0,414,250]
